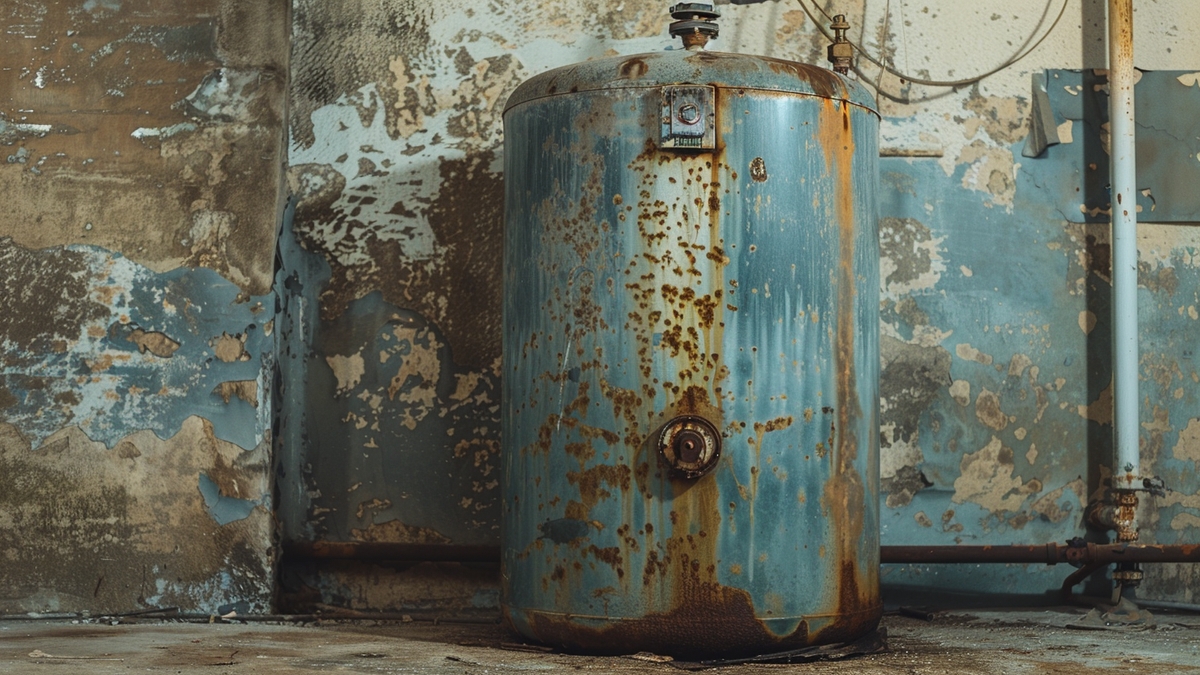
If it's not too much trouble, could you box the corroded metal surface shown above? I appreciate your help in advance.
[881,542,1200,565]
[505,48,878,114]
[501,49,880,657]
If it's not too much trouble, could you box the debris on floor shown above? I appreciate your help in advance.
[670,628,889,668]
[1067,597,1157,631]
[2,607,1199,674]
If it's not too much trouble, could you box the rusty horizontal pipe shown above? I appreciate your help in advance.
[283,541,501,563]
[881,543,1200,566]
[284,541,1200,568]
[883,544,1066,564]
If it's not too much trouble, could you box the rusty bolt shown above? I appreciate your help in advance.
[1112,562,1143,587]
[677,103,701,125]
[826,14,853,74]
[675,429,704,463]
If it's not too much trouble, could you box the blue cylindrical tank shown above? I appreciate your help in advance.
[501,47,880,658]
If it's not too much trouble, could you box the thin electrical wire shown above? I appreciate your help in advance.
[872,0,892,94]
[798,0,1070,87]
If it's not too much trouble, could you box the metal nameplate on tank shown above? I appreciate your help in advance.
[660,85,715,150]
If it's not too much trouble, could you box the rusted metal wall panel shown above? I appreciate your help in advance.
[0,0,287,613]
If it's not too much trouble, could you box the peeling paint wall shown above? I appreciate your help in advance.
[0,1,287,613]
[10,0,1195,612]
[859,1,1200,603]
[278,1,669,550]
[281,0,1200,606]
[276,0,1200,605]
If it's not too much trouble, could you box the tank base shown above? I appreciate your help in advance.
[502,602,883,659]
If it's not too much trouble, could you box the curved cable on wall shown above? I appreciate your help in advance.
[797,0,1070,87]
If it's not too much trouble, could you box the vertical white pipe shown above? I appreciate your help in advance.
[1108,0,1139,492]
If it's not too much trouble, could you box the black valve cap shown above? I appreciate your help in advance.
[669,3,720,20]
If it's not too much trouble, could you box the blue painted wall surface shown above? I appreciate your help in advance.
[274,196,503,547]
[877,71,1200,600]
[0,0,287,613]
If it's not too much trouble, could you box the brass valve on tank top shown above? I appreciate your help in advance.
[827,14,853,74]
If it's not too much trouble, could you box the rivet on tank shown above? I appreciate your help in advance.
[501,2,881,658]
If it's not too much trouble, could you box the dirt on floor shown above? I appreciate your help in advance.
[1,607,1199,674]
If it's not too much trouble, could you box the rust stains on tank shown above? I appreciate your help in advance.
[815,97,880,638]
[599,380,643,428]
[666,384,723,422]
[585,544,624,576]
[753,415,794,436]
[618,122,730,421]
[519,582,810,658]
[529,413,620,456]
[763,57,842,101]
[566,463,632,520]
[618,58,649,80]
[564,441,595,466]
[749,157,768,182]
[562,380,591,418]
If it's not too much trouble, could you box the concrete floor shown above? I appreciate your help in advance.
[2,607,1200,674]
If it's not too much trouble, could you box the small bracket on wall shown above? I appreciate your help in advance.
[660,85,715,150]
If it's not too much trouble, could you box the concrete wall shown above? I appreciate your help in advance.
[4,0,1198,614]
[0,1,288,613]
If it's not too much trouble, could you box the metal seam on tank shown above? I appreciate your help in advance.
[518,605,881,621]
[504,51,880,116]
[504,86,880,119]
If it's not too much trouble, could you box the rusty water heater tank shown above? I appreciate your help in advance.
[501,5,881,658]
